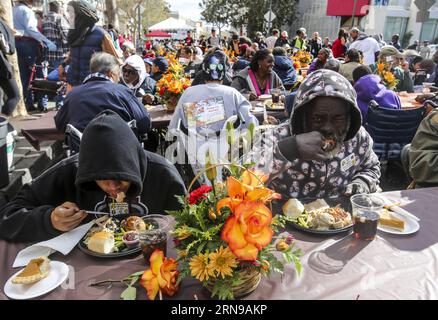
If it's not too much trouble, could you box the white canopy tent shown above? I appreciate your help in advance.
[148,17,194,31]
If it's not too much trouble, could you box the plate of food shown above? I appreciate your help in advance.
[264,99,285,111]
[377,209,419,235]
[4,257,69,300]
[78,215,148,258]
[283,198,353,235]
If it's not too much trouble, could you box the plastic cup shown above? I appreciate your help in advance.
[269,88,281,103]
[350,194,384,240]
[138,215,169,263]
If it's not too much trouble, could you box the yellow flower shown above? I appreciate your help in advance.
[190,253,215,281]
[208,208,217,220]
[384,71,395,83]
[208,247,237,279]
[276,240,289,251]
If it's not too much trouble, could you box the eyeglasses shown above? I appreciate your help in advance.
[209,63,224,71]
[122,67,137,76]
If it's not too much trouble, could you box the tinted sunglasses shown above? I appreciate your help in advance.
[209,63,224,71]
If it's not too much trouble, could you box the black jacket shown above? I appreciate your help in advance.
[0,19,15,79]
[0,111,186,242]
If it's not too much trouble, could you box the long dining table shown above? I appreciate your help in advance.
[16,103,286,151]
[1,187,438,300]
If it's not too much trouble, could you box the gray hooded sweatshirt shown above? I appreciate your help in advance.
[247,69,381,199]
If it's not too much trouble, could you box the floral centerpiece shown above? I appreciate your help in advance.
[223,47,237,63]
[156,54,191,112]
[168,165,302,300]
[293,50,312,68]
[376,62,399,90]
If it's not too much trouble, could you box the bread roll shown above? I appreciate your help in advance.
[87,231,115,254]
[282,199,305,219]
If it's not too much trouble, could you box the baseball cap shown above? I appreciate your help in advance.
[152,56,169,73]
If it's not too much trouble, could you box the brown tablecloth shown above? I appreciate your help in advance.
[2,187,438,300]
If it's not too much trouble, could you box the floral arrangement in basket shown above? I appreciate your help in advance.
[156,54,191,111]
[168,164,303,300]
[293,50,312,67]
[376,62,399,90]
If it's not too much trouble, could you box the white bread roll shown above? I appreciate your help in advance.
[282,199,305,219]
[87,231,115,254]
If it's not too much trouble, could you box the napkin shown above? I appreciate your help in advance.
[12,221,95,268]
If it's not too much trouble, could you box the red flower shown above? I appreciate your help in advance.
[159,86,166,95]
[183,84,189,90]
[189,185,213,204]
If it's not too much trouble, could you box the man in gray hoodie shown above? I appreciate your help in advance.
[247,69,381,199]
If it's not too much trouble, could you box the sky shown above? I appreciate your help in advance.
[166,0,203,21]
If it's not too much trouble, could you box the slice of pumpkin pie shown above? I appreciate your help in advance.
[12,256,50,285]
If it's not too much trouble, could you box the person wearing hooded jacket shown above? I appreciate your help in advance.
[66,0,120,88]
[272,47,297,90]
[120,54,156,105]
[0,110,186,242]
[246,69,381,199]
[55,52,151,137]
[353,65,401,124]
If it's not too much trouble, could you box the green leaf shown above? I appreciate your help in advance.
[120,286,137,300]
[293,256,302,275]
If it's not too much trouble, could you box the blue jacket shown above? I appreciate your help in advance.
[67,26,105,86]
[55,77,151,135]
[273,55,297,87]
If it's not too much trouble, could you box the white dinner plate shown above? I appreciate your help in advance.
[252,106,265,113]
[4,261,69,300]
[377,211,420,235]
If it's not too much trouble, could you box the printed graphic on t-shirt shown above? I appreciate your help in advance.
[184,96,226,128]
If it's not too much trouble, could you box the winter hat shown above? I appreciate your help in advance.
[152,56,169,73]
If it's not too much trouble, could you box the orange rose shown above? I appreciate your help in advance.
[139,250,179,300]
[216,171,280,214]
[221,201,273,261]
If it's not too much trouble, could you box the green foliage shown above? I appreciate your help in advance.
[120,286,137,300]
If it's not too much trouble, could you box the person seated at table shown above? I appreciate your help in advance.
[169,48,258,134]
[324,58,341,73]
[55,52,151,136]
[232,44,252,74]
[272,46,297,91]
[120,54,156,105]
[178,46,200,79]
[409,110,438,188]
[247,69,381,199]
[192,47,233,86]
[231,48,284,101]
[308,48,332,74]
[353,65,401,124]
[339,48,361,83]
[151,56,168,82]
[0,110,186,242]
[369,45,414,93]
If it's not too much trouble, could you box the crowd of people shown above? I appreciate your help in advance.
[1,0,438,243]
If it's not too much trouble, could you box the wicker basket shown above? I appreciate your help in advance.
[205,267,261,298]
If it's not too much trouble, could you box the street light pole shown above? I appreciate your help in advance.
[137,4,141,51]
[351,0,358,29]
[267,0,272,34]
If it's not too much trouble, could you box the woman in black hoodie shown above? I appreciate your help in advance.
[0,111,186,242]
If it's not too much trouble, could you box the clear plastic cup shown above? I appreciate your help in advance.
[138,215,169,263]
[350,194,384,240]
[269,88,281,103]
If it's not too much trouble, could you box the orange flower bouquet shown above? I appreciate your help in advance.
[168,165,302,300]
[376,62,399,90]
[294,50,312,67]
[156,53,191,112]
